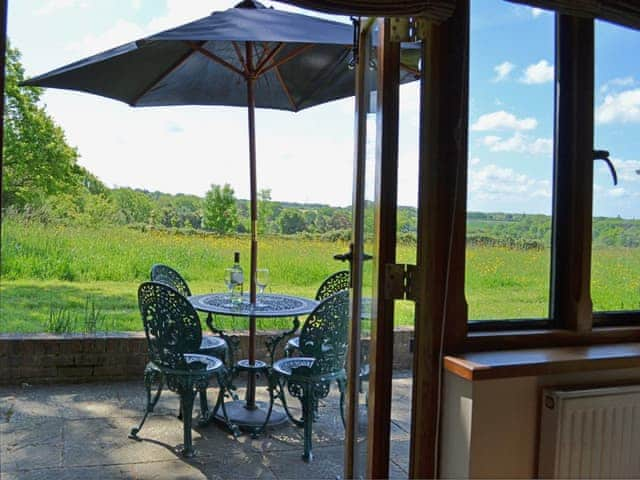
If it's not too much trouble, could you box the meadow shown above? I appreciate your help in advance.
[1,219,638,333]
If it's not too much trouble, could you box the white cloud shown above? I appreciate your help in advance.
[469,164,551,200]
[600,76,635,93]
[493,61,515,82]
[470,157,481,166]
[66,19,146,56]
[471,111,537,131]
[521,60,554,84]
[482,133,552,155]
[36,0,88,15]
[66,0,239,56]
[531,7,551,18]
[610,158,640,183]
[608,187,626,197]
[595,88,640,124]
[132,0,143,10]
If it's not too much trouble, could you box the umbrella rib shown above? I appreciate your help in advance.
[232,42,248,75]
[257,44,315,76]
[255,43,285,77]
[129,44,201,106]
[273,65,298,111]
[187,41,246,78]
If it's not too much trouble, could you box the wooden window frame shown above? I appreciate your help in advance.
[461,8,640,344]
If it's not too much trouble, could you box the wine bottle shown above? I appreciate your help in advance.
[231,252,244,303]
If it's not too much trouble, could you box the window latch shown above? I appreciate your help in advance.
[593,150,618,185]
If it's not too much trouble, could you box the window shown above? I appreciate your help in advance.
[592,20,640,320]
[466,0,554,324]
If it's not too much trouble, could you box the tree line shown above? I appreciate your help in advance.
[2,42,639,248]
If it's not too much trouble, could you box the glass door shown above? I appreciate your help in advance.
[344,17,378,479]
[345,18,406,479]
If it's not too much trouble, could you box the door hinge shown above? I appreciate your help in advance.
[390,17,428,42]
[384,263,418,301]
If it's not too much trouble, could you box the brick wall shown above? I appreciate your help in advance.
[0,328,414,385]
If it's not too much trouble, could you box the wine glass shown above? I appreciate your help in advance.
[255,268,269,306]
[224,267,236,306]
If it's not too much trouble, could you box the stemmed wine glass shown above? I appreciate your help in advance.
[224,267,236,307]
[255,268,269,307]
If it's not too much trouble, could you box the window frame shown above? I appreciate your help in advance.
[456,5,640,347]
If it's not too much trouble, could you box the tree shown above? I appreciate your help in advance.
[111,188,154,224]
[258,188,276,234]
[3,42,82,209]
[278,208,306,234]
[202,183,238,233]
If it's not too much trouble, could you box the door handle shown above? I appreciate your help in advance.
[593,150,617,185]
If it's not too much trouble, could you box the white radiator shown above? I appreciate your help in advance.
[538,385,640,479]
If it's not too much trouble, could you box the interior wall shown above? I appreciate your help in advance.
[440,367,640,479]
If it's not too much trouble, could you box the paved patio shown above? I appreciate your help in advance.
[0,373,412,479]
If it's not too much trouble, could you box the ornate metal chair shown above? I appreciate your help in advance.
[269,290,349,462]
[150,264,228,363]
[150,263,192,297]
[129,282,236,457]
[284,270,350,356]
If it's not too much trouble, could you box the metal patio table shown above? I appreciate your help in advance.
[189,292,318,432]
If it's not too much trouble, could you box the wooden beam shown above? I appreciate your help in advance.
[551,15,594,332]
[410,0,470,477]
[366,18,400,480]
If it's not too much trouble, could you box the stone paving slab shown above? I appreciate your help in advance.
[0,375,412,479]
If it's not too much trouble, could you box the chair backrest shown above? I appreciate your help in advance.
[138,281,202,370]
[150,264,192,297]
[299,290,349,375]
[315,270,350,301]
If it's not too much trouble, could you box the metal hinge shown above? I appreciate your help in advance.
[384,263,418,301]
[390,17,428,42]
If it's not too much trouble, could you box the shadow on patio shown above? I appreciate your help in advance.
[0,374,412,479]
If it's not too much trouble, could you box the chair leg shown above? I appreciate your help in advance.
[198,387,209,423]
[301,383,314,462]
[179,386,197,458]
[129,367,162,440]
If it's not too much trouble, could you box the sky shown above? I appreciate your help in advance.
[6,0,640,217]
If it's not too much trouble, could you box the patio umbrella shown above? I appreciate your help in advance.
[22,0,419,424]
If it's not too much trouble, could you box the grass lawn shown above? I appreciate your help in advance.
[1,220,638,333]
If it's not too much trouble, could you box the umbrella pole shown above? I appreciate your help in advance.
[246,41,258,409]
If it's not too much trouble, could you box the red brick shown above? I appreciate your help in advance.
[92,366,126,377]
[19,366,57,378]
[62,339,84,353]
[43,342,61,355]
[57,366,94,377]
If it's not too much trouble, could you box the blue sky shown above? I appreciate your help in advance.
[7,0,640,217]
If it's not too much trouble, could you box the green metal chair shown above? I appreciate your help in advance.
[150,264,228,363]
[284,270,349,356]
[129,281,236,457]
[270,290,349,462]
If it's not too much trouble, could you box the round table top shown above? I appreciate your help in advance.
[189,293,318,318]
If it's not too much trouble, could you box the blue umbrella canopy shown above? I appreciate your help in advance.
[23,0,359,111]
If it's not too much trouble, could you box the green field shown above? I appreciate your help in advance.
[1,219,638,333]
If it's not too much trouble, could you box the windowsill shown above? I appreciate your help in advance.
[444,342,640,381]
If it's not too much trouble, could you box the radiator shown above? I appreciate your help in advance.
[538,385,640,479]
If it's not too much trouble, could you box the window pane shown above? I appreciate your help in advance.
[466,0,554,321]
[592,21,640,313]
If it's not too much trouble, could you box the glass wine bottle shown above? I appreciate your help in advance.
[231,251,244,304]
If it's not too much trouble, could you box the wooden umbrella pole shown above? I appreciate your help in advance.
[246,41,258,409]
